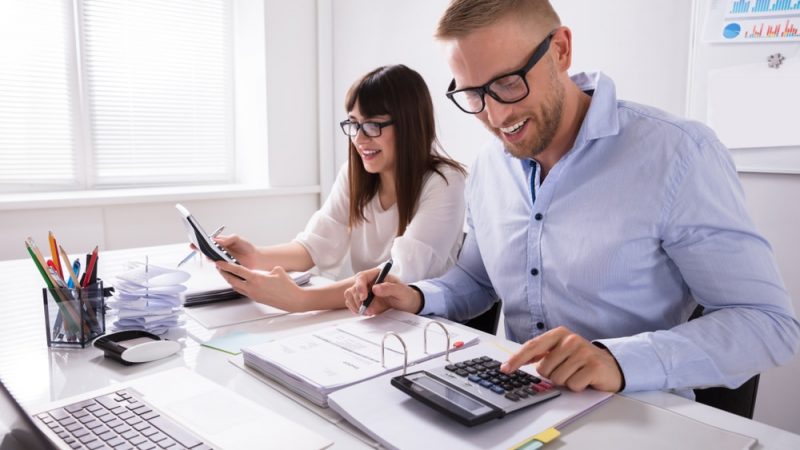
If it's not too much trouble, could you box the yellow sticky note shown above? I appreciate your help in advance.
[532,427,560,443]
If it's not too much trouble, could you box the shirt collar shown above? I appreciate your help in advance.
[571,71,620,146]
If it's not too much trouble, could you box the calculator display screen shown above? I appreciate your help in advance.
[412,375,487,413]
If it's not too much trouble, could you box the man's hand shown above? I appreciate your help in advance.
[501,327,623,392]
[344,267,422,316]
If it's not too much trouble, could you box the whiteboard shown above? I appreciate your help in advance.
[688,0,800,173]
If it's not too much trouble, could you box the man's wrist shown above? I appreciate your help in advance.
[409,285,425,314]
[592,341,626,392]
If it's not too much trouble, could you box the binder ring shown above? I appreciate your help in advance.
[381,332,409,375]
[424,320,451,362]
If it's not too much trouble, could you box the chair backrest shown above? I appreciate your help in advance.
[689,305,760,419]
[461,299,502,335]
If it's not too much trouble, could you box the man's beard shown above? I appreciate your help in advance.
[498,65,564,160]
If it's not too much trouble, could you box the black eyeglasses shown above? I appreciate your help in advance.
[339,119,394,138]
[446,31,556,114]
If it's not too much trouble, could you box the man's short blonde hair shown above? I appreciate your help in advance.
[436,0,561,39]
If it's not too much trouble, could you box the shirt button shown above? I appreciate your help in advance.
[530,268,539,276]
[536,322,545,330]
[534,213,543,221]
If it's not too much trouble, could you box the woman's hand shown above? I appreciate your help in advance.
[215,261,308,312]
[213,234,262,269]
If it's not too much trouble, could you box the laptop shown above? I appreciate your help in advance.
[0,367,332,450]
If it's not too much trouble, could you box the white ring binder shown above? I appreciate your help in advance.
[381,331,409,375]
[424,320,451,362]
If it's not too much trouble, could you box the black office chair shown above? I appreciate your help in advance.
[461,299,503,335]
[690,305,760,419]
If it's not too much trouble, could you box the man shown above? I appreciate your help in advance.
[344,0,799,396]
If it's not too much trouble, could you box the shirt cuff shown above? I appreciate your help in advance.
[594,333,667,392]
[414,280,448,317]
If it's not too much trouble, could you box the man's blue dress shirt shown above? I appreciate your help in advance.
[418,72,800,394]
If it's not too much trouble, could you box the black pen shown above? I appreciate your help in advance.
[359,259,393,315]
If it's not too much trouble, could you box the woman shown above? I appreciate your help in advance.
[215,64,466,312]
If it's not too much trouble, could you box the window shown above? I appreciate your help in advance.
[0,0,233,193]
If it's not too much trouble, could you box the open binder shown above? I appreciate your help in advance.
[240,310,479,406]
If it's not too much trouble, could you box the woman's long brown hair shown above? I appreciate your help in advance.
[345,64,465,236]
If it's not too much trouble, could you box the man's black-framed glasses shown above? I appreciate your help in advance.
[446,31,556,114]
[339,119,394,138]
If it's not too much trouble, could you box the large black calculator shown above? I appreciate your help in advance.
[391,355,560,427]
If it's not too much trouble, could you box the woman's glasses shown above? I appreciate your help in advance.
[339,119,394,138]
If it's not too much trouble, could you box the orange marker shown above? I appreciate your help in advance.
[453,341,464,348]
[48,231,63,279]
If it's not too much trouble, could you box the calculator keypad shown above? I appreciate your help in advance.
[442,356,555,405]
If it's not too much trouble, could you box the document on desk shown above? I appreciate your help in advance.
[241,309,479,407]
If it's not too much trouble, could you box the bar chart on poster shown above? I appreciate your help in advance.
[688,0,800,173]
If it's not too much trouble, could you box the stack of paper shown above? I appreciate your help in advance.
[108,263,191,335]
[181,264,311,306]
[242,309,480,406]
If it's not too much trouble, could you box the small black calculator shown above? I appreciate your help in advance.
[391,355,560,427]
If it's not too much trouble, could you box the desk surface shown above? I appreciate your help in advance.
[1,244,799,449]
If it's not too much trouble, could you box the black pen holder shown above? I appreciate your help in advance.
[43,280,106,348]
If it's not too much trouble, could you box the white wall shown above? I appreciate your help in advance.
[328,0,800,434]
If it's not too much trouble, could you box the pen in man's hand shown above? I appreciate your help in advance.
[359,259,393,315]
[177,225,226,267]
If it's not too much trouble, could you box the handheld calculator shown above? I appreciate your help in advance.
[175,203,238,265]
[391,355,560,426]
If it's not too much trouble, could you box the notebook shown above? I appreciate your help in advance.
[241,309,480,407]
[1,367,332,450]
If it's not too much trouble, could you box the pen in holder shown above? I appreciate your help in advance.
[43,280,106,348]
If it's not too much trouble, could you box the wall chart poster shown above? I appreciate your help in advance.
[705,0,800,42]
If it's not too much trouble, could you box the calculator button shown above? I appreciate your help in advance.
[445,365,458,372]
[478,380,493,389]
[505,393,521,401]
[516,389,529,398]
[531,376,541,384]
[465,367,478,374]
[480,356,492,362]
[524,388,537,396]
[498,374,510,382]
[455,369,469,377]
[471,358,484,364]
[490,385,505,395]
[530,383,547,393]
[502,383,514,391]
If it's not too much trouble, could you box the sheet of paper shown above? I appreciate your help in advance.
[184,298,288,329]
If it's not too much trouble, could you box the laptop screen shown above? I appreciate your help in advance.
[0,378,57,450]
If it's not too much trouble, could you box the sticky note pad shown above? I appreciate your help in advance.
[201,330,271,355]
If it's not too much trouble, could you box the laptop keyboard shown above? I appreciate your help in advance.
[35,389,212,450]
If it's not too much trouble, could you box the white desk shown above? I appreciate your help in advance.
[2,244,799,449]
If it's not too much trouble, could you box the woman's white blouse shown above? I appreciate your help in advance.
[294,163,466,282]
